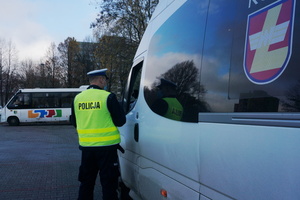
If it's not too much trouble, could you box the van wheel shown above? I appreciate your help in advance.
[118,179,132,200]
[8,117,20,126]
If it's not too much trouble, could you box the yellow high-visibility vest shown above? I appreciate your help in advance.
[163,97,183,121]
[74,89,120,147]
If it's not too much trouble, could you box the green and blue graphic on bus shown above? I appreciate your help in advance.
[28,110,62,118]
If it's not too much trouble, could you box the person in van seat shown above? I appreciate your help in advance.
[72,68,126,200]
[151,78,183,121]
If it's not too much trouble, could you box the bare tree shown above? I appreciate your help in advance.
[145,60,210,122]
[90,0,159,98]
[161,61,206,99]
[43,42,63,87]
[75,39,98,85]
[2,40,19,103]
[92,0,158,44]
[94,35,135,98]
[19,59,37,88]
[0,39,4,106]
[58,37,97,88]
[58,37,81,87]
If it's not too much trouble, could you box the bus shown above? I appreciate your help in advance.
[119,0,300,199]
[1,87,87,126]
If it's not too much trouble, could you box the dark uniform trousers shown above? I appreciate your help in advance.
[78,145,119,200]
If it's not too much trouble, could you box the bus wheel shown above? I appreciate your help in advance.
[8,117,20,126]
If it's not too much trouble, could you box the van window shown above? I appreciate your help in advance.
[229,0,299,112]
[200,0,237,112]
[200,0,299,113]
[144,0,300,123]
[143,0,209,122]
[123,61,143,113]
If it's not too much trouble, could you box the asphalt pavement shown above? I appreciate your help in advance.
[0,123,102,200]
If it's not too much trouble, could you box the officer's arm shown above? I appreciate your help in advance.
[107,93,126,127]
[70,102,77,128]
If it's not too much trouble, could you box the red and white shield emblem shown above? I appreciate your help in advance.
[244,0,295,84]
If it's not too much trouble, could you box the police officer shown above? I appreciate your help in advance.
[151,78,183,121]
[72,68,126,200]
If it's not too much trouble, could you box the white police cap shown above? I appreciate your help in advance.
[87,68,108,79]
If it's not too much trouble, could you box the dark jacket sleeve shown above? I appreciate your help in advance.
[70,102,77,128]
[107,93,126,127]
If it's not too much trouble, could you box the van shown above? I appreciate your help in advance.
[119,0,300,199]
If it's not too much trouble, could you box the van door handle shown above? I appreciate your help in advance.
[134,123,139,142]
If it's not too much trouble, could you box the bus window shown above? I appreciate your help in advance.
[31,93,59,108]
[61,92,78,108]
[7,93,30,109]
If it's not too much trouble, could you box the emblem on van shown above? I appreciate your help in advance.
[244,0,295,84]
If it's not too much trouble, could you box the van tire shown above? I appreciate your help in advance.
[8,116,20,126]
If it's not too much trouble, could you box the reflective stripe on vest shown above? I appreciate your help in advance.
[163,97,183,121]
[74,89,120,147]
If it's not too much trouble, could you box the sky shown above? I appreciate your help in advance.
[0,0,98,61]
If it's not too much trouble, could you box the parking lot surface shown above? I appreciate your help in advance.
[0,123,102,200]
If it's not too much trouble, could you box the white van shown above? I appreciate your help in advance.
[119,0,300,199]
